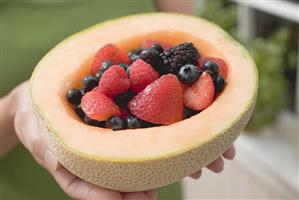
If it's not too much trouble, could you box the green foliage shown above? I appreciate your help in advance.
[197,0,293,131]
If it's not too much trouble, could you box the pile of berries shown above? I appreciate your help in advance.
[67,40,228,131]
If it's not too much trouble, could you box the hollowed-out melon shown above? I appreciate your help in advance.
[30,13,258,192]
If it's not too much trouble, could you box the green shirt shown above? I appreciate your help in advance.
[0,1,181,199]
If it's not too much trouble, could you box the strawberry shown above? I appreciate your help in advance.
[98,65,130,97]
[183,71,215,111]
[142,39,173,50]
[91,44,130,75]
[81,90,120,121]
[129,59,160,93]
[129,74,183,125]
[198,57,228,79]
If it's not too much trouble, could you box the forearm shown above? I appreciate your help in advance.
[154,0,196,14]
[0,87,19,158]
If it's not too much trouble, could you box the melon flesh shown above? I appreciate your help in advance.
[30,13,258,192]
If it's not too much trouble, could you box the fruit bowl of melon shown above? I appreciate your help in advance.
[30,13,258,192]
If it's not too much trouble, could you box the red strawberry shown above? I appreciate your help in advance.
[142,39,173,50]
[129,74,183,125]
[198,57,228,79]
[130,59,160,93]
[98,65,130,97]
[81,90,120,121]
[91,44,130,75]
[119,108,129,119]
[183,72,215,111]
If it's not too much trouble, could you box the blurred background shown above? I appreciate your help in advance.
[182,0,298,199]
[0,0,298,199]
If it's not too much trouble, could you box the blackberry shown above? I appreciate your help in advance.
[106,116,124,131]
[126,116,142,129]
[67,89,82,105]
[160,42,199,74]
[128,50,140,62]
[178,64,200,85]
[214,75,225,93]
[83,76,98,92]
[203,61,218,77]
[95,71,103,80]
[75,105,85,120]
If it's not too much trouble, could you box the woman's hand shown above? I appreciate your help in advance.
[12,81,156,200]
[8,81,235,200]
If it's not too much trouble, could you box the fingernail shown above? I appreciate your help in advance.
[44,150,58,171]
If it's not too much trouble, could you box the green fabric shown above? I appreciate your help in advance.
[0,1,182,199]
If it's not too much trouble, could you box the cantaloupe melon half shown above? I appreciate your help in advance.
[30,13,258,192]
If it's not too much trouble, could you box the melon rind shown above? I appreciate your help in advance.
[30,13,258,192]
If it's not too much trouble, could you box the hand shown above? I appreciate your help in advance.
[189,146,236,179]
[13,81,156,200]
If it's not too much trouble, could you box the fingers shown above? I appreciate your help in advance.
[207,157,224,173]
[122,191,156,200]
[223,145,236,160]
[190,170,202,179]
[48,162,122,200]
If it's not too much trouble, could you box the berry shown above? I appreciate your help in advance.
[214,75,225,93]
[129,59,160,93]
[178,64,200,85]
[142,39,173,50]
[119,63,129,70]
[95,71,103,79]
[183,107,198,119]
[115,90,133,107]
[98,65,130,97]
[203,61,218,77]
[119,108,129,120]
[151,44,163,54]
[91,44,130,75]
[67,89,83,105]
[198,57,228,79]
[160,42,199,74]
[84,116,105,127]
[100,60,113,72]
[126,116,142,129]
[106,116,124,131]
[75,105,85,120]
[183,72,215,111]
[81,90,120,121]
[83,76,98,92]
[128,50,140,62]
[129,74,183,125]
[139,48,161,70]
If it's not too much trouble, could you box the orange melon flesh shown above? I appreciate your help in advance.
[30,13,257,191]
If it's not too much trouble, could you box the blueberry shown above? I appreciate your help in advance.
[126,116,142,129]
[75,105,85,120]
[142,121,159,128]
[151,44,163,54]
[128,50,140,62]
[178,64,200,85]
[115,90,133,106]
[126,66,131,77]
[67,89,82,105]
[83,76,98,92]
[214,75,225,93]
[106,116,124,131]
[84,116,105,127]
[100,60,113,72]
[203,61,219,77]
[183,107,198,119]
[95,71,103,80]
[119,63,129,70]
